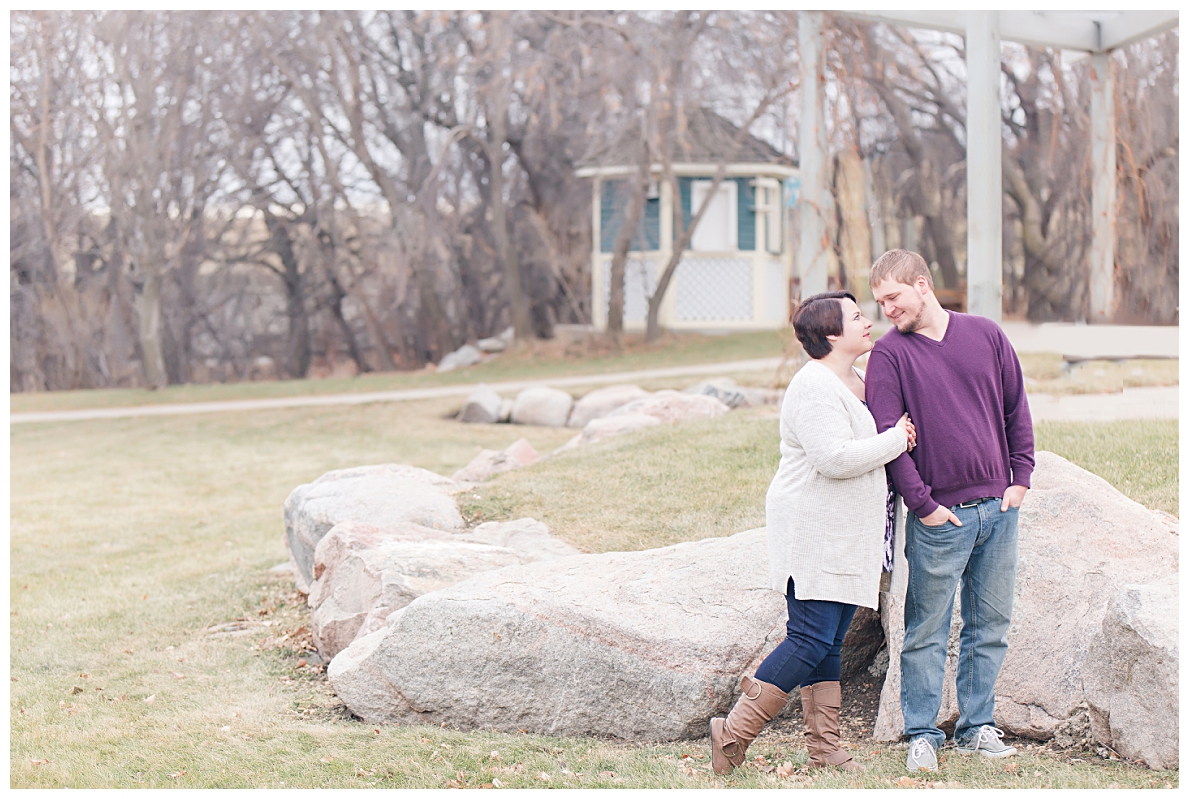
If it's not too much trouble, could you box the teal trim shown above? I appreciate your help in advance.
[678,177,693,236]
[736,177,755,251]
[600,179,659,253]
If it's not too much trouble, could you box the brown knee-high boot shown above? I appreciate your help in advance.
[709,675,789,775]
[801,681,863,771]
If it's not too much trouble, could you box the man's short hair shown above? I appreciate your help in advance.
[793,291,856,360]
[869,249,934,291]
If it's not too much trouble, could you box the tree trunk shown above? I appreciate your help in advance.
[137,264,168,390]
[265,214,311,378]
[606,169,650,340]
[487,12,533,341]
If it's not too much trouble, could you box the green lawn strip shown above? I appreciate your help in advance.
[1018,353,1179,396]
[9,400,1178,787]
[9,330,788,415]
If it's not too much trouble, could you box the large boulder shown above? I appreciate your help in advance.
[328,528,790,740]
[309,518,580,659]
[437,344,483,373]
[510,387,574,427]
[458,384,503,424]
[284,464,465,593]
[451,438,538,483]
[874,452,1179,749]
[567,384,650,428]
[1084,576,1179,769]
[608,389,731,424]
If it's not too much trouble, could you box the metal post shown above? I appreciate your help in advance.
[1089,52,1117,322]
[797,11,831,299]
[965,11,1003,322]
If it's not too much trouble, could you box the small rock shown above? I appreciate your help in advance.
[438,345,482,373]
[510,387,574,428]
[575,413,661,447]
[567,385,650,428]
[608,390,731,424]
[451,439,538,483]
[477,337,507,353]
[459,384,502,424]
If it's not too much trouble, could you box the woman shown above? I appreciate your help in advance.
[710,291,914,774]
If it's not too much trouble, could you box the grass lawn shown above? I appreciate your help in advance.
[10,387,1178,788]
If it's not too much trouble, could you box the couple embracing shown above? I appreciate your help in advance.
[710,249,1034,775]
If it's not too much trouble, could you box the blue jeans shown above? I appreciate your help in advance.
[754,577,858,694]
[901,498,1019,750]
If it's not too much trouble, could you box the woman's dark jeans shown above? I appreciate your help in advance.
[753,577,858,694]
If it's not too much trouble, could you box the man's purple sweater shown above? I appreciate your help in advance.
[865,311,1035,518]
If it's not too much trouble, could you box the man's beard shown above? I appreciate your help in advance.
[896,305,925,333]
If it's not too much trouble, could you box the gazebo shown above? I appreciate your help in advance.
[576,109,798,332]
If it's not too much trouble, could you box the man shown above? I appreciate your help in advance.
[863,249,1034,773]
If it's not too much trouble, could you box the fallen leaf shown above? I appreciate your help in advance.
[599,771,617,778]
[898,776,917,787]
[537,772,552,782]
[80,673,89,679]
[142,594,148,600]
[172,672,185,680]
[479,783,494,789]
[1004,762,1018,774]
[10,676,17,682]
[491,778,503,788]
[124,649,134,654]
[489,750,501,761]
[777,761,795,778]
[71,686,83,695]
[168,771,187,779]
[30,759,49,766]
[320,757,333,763]
[440,742,452,749]
[144,695,156,705]
[445,779,463,789]
[296,659,307,668]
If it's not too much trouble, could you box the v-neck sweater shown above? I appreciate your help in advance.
[864,311,1035,518]
[765,359,908,609]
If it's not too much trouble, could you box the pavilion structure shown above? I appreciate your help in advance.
[797,10,1178,322]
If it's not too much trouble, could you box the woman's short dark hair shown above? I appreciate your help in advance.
[793,291,856,359]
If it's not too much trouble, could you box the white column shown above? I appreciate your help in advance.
[591,178,604,330]
[965,11,1002,322]
[1089,52,1117,323]
[797,11,831,300]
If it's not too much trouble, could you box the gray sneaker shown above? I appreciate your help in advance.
[956,726,1017,758]
[906,736,938,772]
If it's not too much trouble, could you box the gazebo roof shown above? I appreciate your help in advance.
[577,107,793,170]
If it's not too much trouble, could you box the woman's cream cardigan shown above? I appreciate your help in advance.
[766,359,908,610]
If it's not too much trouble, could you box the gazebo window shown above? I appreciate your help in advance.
[599,179,660,253]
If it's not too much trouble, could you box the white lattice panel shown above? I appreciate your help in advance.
[600,257,656,324]
[675,257,753,321]
[766,260,788,322]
